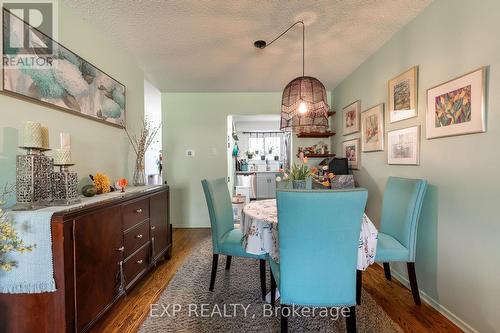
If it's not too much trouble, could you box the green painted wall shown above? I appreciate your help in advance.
[162,91,333,228]
[331,0,500,332]
[0,2,146,194]
[162,92,281,228]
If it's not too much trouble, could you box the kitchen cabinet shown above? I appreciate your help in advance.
[74,206,123,332]
[256,173,277,199]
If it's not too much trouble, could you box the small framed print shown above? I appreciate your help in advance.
[361,104,384,152]
[387,126,420,165]
[388,66,418,123]
[343,138,360,170]
[342,100,361,135]
[426,67,486,139]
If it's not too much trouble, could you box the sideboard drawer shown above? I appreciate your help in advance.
[124,243,150,288]
[124,220,150,258]
[123,198,150,230]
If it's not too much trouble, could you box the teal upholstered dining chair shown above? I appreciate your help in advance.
[270,188,368,333]
[375,177,428,305]
[201,178,267,299]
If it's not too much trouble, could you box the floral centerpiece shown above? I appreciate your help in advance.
[276,158,335,189]
[0,184,34,272]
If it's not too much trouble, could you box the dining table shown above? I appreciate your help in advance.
[240,199,378,271]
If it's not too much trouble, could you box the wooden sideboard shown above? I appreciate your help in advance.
[0,185,171,333]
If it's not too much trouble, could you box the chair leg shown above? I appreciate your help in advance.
[281,304,289,333]
[209,254,218,291]
[225,255,232,270]
[259,259,266,300]
[345,306,357,333]
[407,262,421,305]
[383,262,392,281]
[356,270,362,305]
[270,270,276,308]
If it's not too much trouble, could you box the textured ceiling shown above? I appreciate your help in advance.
[66,0,432,92]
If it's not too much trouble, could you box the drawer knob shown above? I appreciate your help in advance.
[117,246,124,252]
[151,226,156,230]
[136,259,144,264]
[136,234,143,239]
[135,208,143,213]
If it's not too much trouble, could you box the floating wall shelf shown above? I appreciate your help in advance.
[296,131,336,138]
[297,153,336,158]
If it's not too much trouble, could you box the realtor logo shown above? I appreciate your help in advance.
[2,0,57,68]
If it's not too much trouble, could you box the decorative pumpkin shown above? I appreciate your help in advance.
[81,185,97,197]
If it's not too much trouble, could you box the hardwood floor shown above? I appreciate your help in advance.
[91,228,462,333]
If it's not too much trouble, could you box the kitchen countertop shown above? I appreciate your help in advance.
[236,171,280,174]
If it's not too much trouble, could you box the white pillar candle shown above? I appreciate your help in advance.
[23,121,43,148]
[53,148,72,165]
[60,132,71,149]
[41,126,49,149]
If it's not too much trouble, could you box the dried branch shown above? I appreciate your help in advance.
[124,118,161,158]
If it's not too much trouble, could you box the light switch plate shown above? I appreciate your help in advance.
[186,149,195,157]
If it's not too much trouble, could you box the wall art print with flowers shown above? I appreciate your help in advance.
[2,9,126,128]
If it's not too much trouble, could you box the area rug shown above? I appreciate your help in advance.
[139,237,402,332]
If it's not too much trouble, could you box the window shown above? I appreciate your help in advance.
[247,135,281,160]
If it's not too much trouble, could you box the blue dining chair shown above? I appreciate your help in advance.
[270,188,368,333]
[201,178,267,299]
[375,177,428,305]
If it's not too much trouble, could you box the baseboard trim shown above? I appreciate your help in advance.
[388,266,478,333]
[172,224,210,229]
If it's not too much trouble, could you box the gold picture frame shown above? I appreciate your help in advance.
[361,103,384,152]
[426,67,486,139]
[342,138,360,170]
[342,100,361,135]
[388,66,418,123]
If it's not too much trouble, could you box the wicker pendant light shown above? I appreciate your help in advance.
[255,21,329,132]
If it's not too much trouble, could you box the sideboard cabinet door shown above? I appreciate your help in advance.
[73,205,123,332]
[150,191,170,262]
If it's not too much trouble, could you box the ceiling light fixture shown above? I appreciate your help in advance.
[254,21,329,132]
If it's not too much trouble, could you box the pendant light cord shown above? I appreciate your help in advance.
[263,21,305,77]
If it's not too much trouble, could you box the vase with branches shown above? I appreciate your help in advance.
[124,119,161,186]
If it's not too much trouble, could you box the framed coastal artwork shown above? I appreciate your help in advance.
[343,138,360,170]
[426,67,486,139]
[388,66,418,123]
[387,126,420,165]
[2,9,126,128]
[361,104,384,152]
[342,100,361,135]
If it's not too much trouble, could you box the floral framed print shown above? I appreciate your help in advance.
[343,138,360,170]
[2,9,126,128]
[387,126,420,165]
[388,66,418,123]
[426,67,486,139]
[361,103,384,152]
[342,100,361,135]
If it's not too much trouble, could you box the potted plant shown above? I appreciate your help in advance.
[246,151,254,159]
[276,158,336,189]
